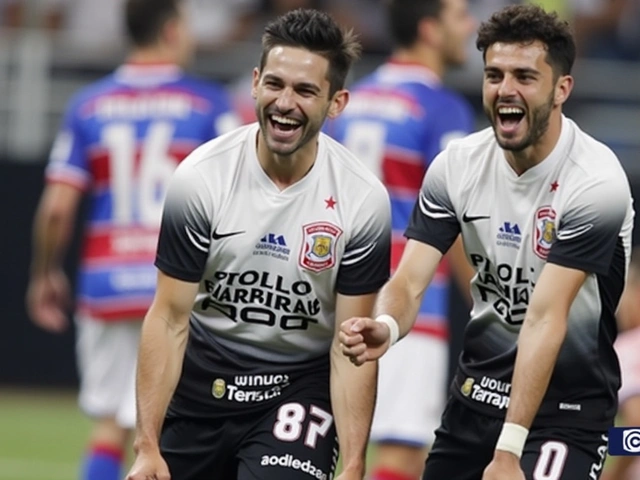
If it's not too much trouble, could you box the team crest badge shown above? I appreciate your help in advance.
[461,378,474,397]
[300,222,343,273]
[211,378,226,399]
[533,206,557,259]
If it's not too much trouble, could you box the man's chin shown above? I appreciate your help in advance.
[497,138,529,152]
[266,138,299,156]
[492,129,528,152]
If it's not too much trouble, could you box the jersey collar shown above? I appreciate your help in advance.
[247,123,327,196]
[499,115,573,183]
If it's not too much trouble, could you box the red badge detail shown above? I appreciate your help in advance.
[299,222,343,273]
[550,181,559,192]
[325,196,337,209]
[533,206,557,259]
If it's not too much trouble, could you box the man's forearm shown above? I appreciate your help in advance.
[504,315,567,429]
[31,204,74,275]
[134,309,189,451]
[330,342,377,476]
[373,275,422,338]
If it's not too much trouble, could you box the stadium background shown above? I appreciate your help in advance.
[0,1,638,478]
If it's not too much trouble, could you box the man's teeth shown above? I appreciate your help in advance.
[271,115,301,126]
[498,107,524,115]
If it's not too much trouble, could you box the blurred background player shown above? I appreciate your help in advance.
[24,0,238,479]
[327,0,476,478]
[602,247,640,480]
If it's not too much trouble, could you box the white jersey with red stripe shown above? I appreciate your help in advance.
[45,63,239,320]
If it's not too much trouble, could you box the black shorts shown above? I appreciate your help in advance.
[160,322,338,480]
[422,397,609,480]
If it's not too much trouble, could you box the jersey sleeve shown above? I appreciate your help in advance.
[155,161,213,282]
[422,94,474,165]
[44,96,91,190]
[547,175,631,275]
[336,185,392,295]
[404,151,460,254]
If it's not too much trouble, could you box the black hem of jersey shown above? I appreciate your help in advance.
[404,230,450,255]
[154,259,202,283]
[545,254,608,276]
[450,390,614,431]
[337,276,388,296]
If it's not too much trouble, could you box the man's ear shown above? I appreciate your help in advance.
[554,74,574,107]
[326,89,350,119]
[251,67,260,99]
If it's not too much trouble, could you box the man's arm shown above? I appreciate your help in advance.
[340,239,444,365]
[26,183,83,331]
[375,239,445,336]
[492,263,586,462]
[446,235,474,305]
[331,292,378,478]
[133,270,199,454]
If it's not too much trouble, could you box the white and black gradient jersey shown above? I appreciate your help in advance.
[156,123,391,364]
[407,116,634,430]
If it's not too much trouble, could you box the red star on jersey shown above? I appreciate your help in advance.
[325,196,337,209]
[550,181,559,192]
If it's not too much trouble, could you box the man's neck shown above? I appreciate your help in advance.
[505,114,564,175]
[256,132,318,191]
[127,48,180,67]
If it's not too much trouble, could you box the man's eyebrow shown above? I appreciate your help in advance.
[262,74,322,93]
[262,73,283,82]
[484,66,541,76]
[295,82,322,93]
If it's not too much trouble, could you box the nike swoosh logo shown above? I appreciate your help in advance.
[462,213,490,223]
[211,228,245,240]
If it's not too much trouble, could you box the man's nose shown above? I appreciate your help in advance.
[275,87,295,111]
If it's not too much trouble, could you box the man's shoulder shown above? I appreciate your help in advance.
[320,133,388,197]
[562,118,630,191]
[181,123,254,172]
[64,74,120,111]
[566,119,624,170]
[440,126,495,160]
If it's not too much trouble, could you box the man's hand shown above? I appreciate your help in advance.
[126,447,171,480]
[25,269,71,333]
[482,451,525,480]
[338,317,391,366]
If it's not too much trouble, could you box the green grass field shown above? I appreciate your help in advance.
[0,389,91,480]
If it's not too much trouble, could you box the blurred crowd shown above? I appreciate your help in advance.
[1,0,638,62]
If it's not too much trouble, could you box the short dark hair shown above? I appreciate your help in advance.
[125,0,181,47]
[388,0,443,48]
[259,9,361,96]
[476,4,576,77]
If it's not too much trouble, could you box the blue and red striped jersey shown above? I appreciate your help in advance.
[46,63,239,320]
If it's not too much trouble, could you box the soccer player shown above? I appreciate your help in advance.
[602,248,640,480]
[25,1,238,479]
[339,4,634,480]
[125,9,391,480]
[327,1,476,479]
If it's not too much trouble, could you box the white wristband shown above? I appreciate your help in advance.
[375,314,400,347]
[495,422,529,458]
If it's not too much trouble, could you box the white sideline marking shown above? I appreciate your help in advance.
[0,457,77,479]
